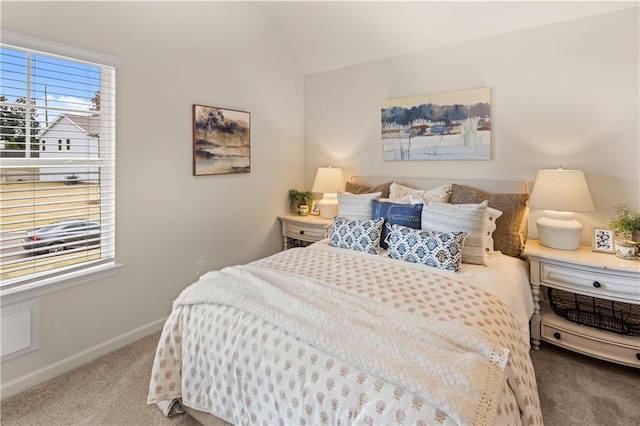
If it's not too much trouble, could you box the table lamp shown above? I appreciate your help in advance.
[311,166,344,219]
[529,167,594,250]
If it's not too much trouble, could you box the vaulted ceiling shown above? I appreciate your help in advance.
[261,1,638,75]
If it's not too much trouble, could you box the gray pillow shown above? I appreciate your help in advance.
[450,184,529,258]
[345,181,392,198]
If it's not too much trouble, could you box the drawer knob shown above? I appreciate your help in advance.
[592,281,602,288]
[636,353,640,361]
[299,230,305,235]
[553,332,562,340]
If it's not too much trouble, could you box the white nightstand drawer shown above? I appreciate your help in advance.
[287,222,327,241]
[541,262,639,302]
[542,318,640,368]
[285,222,326,241]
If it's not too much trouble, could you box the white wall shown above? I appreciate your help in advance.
[1,2,304,393]
[2,2,638,397]
[304,8,639,242]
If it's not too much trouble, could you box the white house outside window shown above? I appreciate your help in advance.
[0,32,119,295]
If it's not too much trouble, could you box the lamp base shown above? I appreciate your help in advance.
[537,210,583,250]
[319,193,338,219]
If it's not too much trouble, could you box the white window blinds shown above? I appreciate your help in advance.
[0,32,118,289]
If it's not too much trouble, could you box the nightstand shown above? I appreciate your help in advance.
[278,214,332,250]
[524,239,640,368]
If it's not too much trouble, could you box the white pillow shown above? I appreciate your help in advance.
[486,207,503,253]
[421,200,489,265]
[337,192,381,221]
[389,182,451,203]
[379,195,418,205]
[390,182,425,199]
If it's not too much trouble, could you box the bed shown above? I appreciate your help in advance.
[148,176,543,425]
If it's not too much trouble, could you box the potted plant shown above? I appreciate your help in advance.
[608,205,640,259]
[288,189,313,214]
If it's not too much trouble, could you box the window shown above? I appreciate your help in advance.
[0,31,119,294]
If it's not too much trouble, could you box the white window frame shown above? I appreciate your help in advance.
[0,31,121,306]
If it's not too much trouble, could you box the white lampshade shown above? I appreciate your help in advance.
[311,167,344,219]
[529,167,594,250]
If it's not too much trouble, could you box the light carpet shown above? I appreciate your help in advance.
[1,331,639,425]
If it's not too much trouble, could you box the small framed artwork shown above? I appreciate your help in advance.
[592,228,615,253]
[311,201,321,216]
[193,104,251,176]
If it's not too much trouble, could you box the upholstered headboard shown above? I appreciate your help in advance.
[350,176,528,195]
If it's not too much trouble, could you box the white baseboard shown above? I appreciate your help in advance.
[0,316,166,399]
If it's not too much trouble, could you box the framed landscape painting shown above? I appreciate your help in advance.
[381,87,491,160]
[193,104,251,176]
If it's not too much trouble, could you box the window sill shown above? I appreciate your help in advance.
[1,263,122,306]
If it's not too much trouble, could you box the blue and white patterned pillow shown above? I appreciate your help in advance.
[329,217,384,255]
[372,200,423,249]
[385,223,467,273]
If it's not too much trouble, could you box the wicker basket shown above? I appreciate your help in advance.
[548,288,640,336]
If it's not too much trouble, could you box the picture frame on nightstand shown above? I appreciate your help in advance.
[311,201,321,216]
[592,227,615,253]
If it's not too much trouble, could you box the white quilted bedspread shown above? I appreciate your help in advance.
[148,245,542,425]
